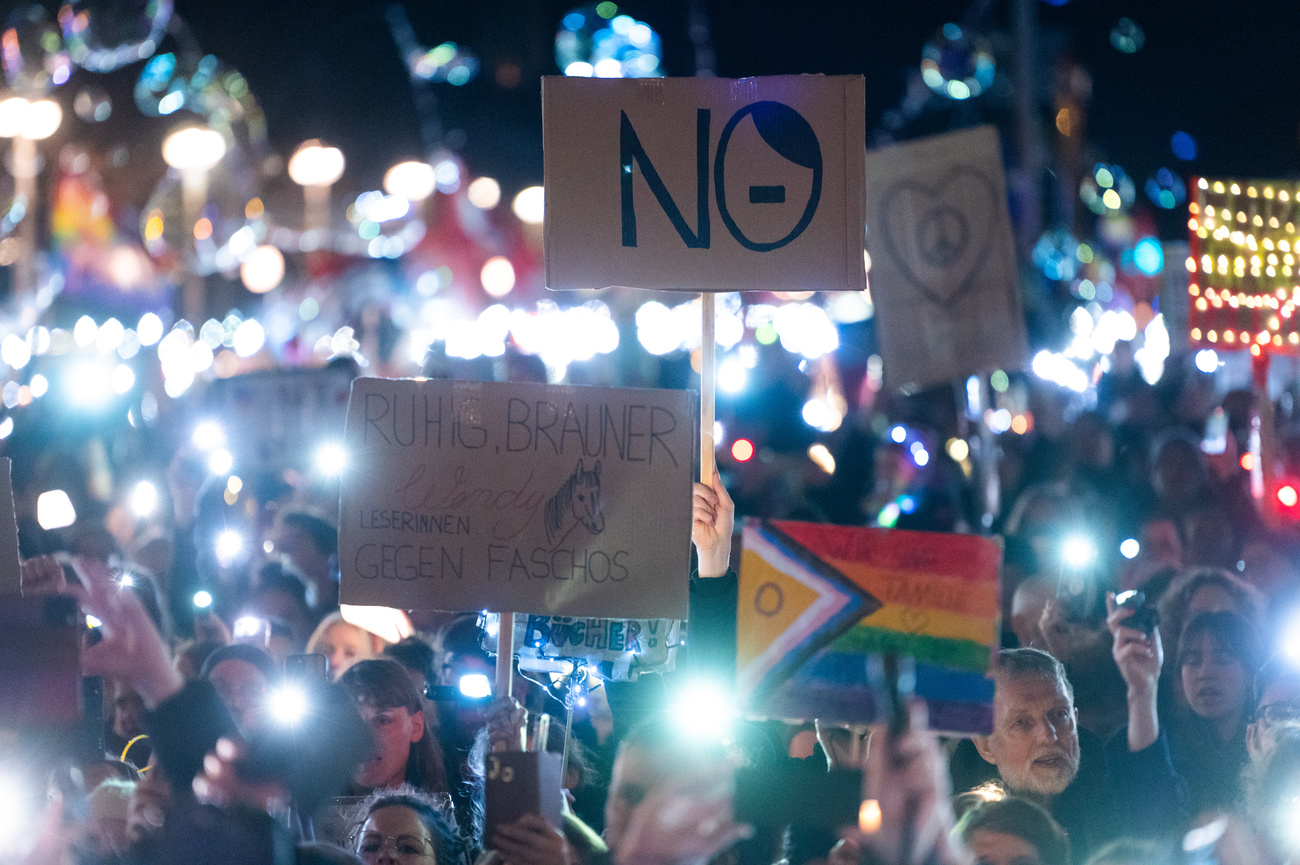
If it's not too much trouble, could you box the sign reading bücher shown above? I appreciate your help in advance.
[543,75,866,293]
[338,378,693,620]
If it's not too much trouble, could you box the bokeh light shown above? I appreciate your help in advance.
[1144,168,1186,210]
[384,161,436,201]
[731,438,754,462]
[73,85,111,121]
[409,41,478,85]
[920,23,995,100]
[1171,131,1197,161]
[2,4,72,95]
[556,4,662,79]
[1080,163,1135,215]
[480,257,516,298]
[240,245,285,293]
[1110,18,1144,53]
[512,186,544,224]
[467,176,501,209]
[60,0,173,73]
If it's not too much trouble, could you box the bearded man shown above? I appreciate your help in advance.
[973,647,1186,862]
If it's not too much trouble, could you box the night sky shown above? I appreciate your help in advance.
[165,0,1300,239]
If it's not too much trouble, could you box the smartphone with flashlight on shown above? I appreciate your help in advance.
[1114,589,1158,636]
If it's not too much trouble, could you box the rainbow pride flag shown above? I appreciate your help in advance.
[737,520,1001,734]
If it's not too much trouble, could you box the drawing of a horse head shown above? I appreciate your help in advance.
[544,459,604,546]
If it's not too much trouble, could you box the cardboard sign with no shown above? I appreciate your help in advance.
[338,378,693,620]
[543,75,866,293]
[864,126,1027,392]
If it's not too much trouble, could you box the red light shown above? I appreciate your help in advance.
[1241,453,1256,471]
[1280,485,1298,508]
[731,438,755,462]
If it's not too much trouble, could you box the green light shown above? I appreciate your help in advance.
[990,369,1009,392]
[595,2,619,18]
[755,323,777,345]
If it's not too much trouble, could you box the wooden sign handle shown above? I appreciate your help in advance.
[700,293,716,486]
[496,611,515,699]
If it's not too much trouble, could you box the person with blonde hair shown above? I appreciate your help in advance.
[308,611,387,680]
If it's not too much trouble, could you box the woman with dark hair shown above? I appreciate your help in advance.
[339,659,450,797]
[350,785,466,865]
[957,795,1070,865]
[1169,609,1262,813]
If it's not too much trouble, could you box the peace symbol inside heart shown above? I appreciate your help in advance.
[878,166,1001,310]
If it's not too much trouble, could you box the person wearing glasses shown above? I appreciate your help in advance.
[1247,653,1300,764]
[351,787,466,865]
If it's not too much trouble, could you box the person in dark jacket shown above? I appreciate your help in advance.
[970,646,1186,863]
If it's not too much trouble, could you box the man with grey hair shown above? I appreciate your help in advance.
[972,646,1185,862]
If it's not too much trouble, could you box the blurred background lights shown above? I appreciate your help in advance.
[288,139,345,187]
[480,256,515,298]
[1133,237,1164,276]
[946,438,969,461]
[193,589,213,608]
[409,41,478,85]
[0,97,63,140]
[910,440,930,466]
[240,244,285,293]
[1120,538,1140,559]
[718,358,747,394]
[808,443,835,475]
[1144,168,1186,210]
[1195,349,1220,374]
[384,160,436,201]
[890,425,907,444]
[137,312,163,346]
[208,448,232,475]
[467,176,501,209]
[60,0,174,73]
[920,23,995,100]
[215,529,243,566]
[1062,535,1097,569]
[65,359,113,408]
[111,363,134,394]
[129,480,158,518]
[731,438,754,462]
[161,125,225,171]
[1171,131,1197,161]
[1280,485,1299,508]
[556,4,663,79]
[192,420,224,450]
[512,185,544,224]
[315,441,346,476]
[1110,17,1144,53]
[36,489,75,530]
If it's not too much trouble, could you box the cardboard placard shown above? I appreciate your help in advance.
[198,366,354,474]
[338,378,693,619]
[864,126,1027,392]
[488,613,683,681]
[0,458,20,596]
[736,520,1001,734]
[543,75,867,293]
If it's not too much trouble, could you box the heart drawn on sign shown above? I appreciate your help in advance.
[898,607,931,634]
[878,165,1001,310]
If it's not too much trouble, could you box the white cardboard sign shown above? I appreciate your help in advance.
[863,126,1028,391]
[543,75,866,293]
[338,378,693,620]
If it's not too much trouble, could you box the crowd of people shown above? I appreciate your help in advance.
[9,349,1300,865]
